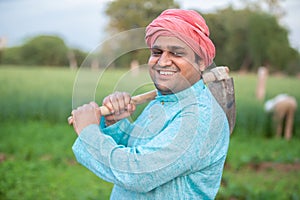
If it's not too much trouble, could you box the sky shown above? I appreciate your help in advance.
[0,0,299,52]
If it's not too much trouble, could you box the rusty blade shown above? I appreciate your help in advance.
[207,77,236,134]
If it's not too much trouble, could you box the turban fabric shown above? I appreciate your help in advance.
[145,9,215,67]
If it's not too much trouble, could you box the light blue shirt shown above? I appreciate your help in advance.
[72,79,230,200]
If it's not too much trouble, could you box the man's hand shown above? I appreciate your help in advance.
[71,102,101,135]
[102,92,136,126]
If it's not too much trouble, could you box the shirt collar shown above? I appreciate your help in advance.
[155,79,206,103]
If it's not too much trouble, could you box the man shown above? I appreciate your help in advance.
[71,9,230,199]
[265,94,297,140]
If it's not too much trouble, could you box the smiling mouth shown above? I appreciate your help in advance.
[158,70,176,76]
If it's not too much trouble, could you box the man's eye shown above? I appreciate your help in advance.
[172,52,184,57]
[151,50,162,56]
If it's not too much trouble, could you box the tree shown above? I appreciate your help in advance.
[204,7,298,73]
[102,1,299,74]
[21,35,69,66]
[205,7,252,71]
[1,35,87,67]
[1,46,23,65]
[247,12,292,71]
[70,48,88,67]
[101,0,179,68]
[105,0,179,33]
[240,0,285,19]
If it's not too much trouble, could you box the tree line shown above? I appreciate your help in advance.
[102,0,299,75]
[0,35,87,67]
[0,0,299,75]
[205,7,299,74]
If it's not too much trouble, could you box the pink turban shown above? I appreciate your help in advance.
[145,9,215,67]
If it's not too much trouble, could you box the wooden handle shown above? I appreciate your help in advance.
[68,66,230,125]
[68,90,157,125]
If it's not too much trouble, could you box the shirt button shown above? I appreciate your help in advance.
[161,101,164,105]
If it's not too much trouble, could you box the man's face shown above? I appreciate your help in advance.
[148,36,205,95]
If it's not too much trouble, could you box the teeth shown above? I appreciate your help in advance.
[159,71,175,75]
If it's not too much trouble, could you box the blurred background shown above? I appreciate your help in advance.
[0,0,299,199]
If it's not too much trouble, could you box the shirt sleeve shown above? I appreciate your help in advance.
[99,117,133,146]
[72,103,229,193]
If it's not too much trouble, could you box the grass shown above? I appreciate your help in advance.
[219,135,300,199]
[0,66,300,199]
[227,135,300,169]
[0,66,154,123]
[232,73,300,137]
[0,121,113,200]
[0,66,75,122]
[219,168,300,199]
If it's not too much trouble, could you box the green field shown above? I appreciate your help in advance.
[0,66,299,200]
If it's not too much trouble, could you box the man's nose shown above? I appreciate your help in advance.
[158,52,172,67]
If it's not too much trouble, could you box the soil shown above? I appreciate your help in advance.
[248,162,300,172]
[0,153,6,163]
[225,161,300,172]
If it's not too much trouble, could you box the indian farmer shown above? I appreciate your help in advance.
[71,9,230,199]
[265,94,298,140]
